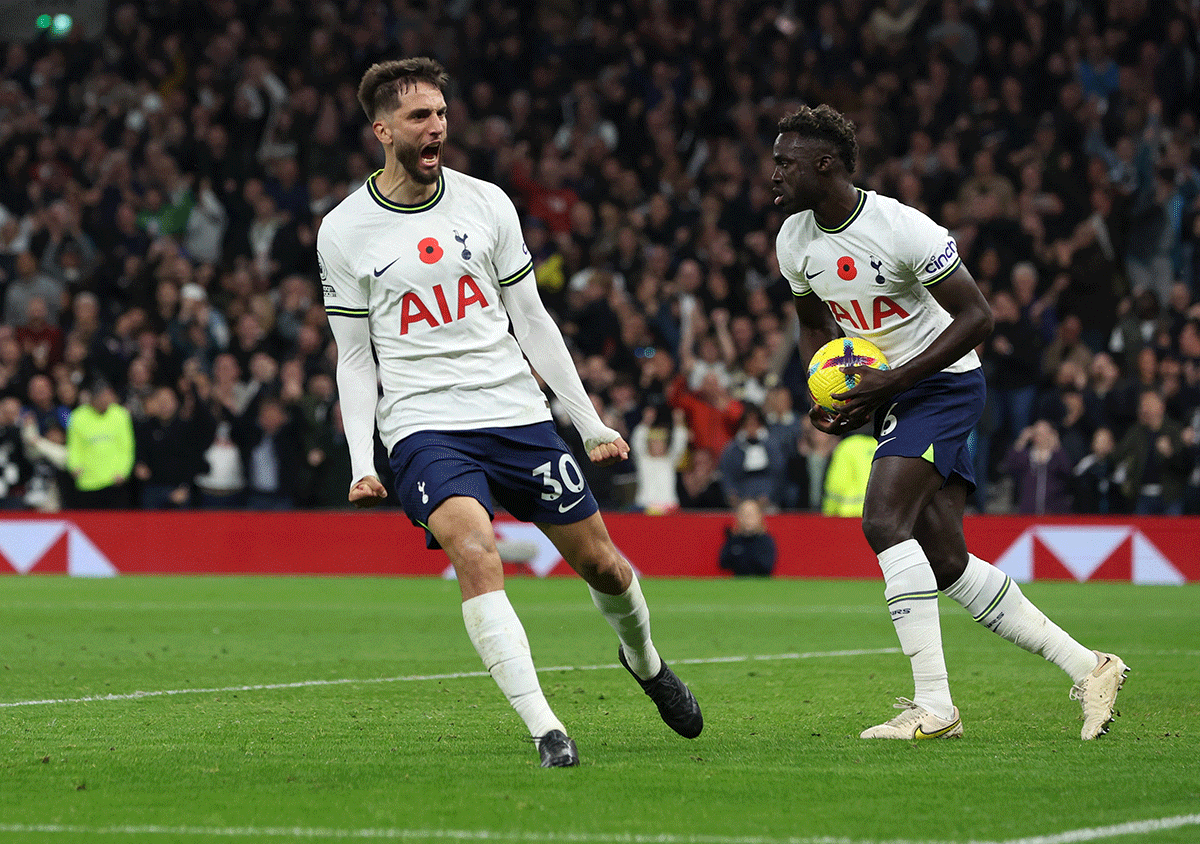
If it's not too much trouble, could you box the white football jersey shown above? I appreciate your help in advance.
[777,188,980,374]
[317,167,550,451]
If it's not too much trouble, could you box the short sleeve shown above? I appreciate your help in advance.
[775,218,811,297]
[317,224,369,318]
[488,185,534,288]
[897,206,962,288]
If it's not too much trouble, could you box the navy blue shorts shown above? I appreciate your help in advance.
[389,421,599,549]
[872,368,985,491]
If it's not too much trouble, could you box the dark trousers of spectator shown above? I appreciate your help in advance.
[1135,491,1184,516]
[198,488,247,509]
[72,483,130,510]
[1184,483,1200,515]
[247,490,294,511]
[141,483,189,509]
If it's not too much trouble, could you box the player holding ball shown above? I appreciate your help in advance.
[772,104,1126,741]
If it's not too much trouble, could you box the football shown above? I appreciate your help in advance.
[807,336,889,413]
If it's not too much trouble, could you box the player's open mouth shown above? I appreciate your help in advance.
[420,142,441,166]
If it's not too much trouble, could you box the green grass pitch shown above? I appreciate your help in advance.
[1,575,1197,844]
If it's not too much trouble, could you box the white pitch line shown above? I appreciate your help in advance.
[0,813,1197,842]
[0,649,899,709]
[999,813,1200,844]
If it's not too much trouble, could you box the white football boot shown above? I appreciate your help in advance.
[860,698,963,739]
[1070,651,1129,740]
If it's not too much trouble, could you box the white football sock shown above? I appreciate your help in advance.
[878,539,955,720]
[589,576,662,680]
[461,590,565,739]
[943,554,1097,683]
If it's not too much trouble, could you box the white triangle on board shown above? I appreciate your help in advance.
[67,526,117,578]
[994,529,1034,582]
[1131,531,1185,585]
[0,520,68,573]
[1032,525,1132,581]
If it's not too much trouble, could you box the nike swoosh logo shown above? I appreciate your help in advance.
[373,257,400,277]
[805,269,824,279]
[876,436,896,449]
[558,497,585,513]
[914,716,961,739]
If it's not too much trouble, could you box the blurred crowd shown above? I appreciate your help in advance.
[1,0,1200,516]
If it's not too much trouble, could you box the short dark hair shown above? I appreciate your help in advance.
[777,104,859,174]
[357,56,449,121]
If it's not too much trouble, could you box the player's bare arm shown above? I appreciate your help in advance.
[831,265,994,422]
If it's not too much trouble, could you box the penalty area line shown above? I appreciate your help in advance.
[0,813,1197,842]
[0,648,899,709]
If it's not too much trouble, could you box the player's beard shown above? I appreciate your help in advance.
[395,138,441,186]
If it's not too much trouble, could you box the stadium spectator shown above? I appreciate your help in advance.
[5,251,64,327]
[676,446,726,510]
[15,295,63,370]
[134,385,213,509]
[1072,427,1125,515]
[718,498,777,577]
[1109,289,1163,376]
[237,394,304,511]
[718,403,786,511]
[65,377,134,509]
[821,432,876,518]
[629,406,688,514]
[668,369,743,457]
[787,414,841,512]
[0,395,31,508]
[1002,419,1075,515]
[18,408,67,512]
[1113,390,1190,516]
[194,418,247,509]
[22,372,69,435]
[984,288,1042,478]
[1041,313,1093,382]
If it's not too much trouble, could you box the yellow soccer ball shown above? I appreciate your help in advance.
[807,337,889,412]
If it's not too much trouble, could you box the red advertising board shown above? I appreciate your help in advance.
[0,512,1196,583]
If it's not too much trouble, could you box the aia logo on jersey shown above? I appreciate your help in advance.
[924,240,958,275]
[400,275,490,335]
[827,296,911,331]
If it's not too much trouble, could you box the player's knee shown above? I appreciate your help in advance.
[573,541,628,590]
[860,511,908,554]
[448,527,499,569]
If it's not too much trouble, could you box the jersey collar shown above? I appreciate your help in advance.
[815,188,867,234]
[367,169,445,213]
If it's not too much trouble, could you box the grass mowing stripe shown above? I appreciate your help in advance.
[0,824,935,842]
[0,648,900,708]
[1,814,1197,842]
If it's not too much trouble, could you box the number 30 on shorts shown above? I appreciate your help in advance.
[532,455,585,501]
